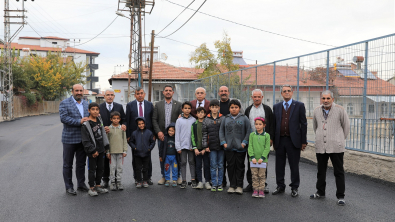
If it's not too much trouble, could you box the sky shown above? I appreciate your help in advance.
[1,0,394,90]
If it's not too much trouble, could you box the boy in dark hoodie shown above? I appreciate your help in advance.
[159,122,178,187]
[129,117,156,188]
[81,102,110,197]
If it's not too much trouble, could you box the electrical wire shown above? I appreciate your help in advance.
[164,0,335,47]
[156,0,195,35]
[158,0,207,38]
[75,16,119,47]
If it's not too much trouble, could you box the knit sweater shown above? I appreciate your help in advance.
[313,103,350,153]
[175,114,196,151]
[248,131,271,162]
[107,124,128,154]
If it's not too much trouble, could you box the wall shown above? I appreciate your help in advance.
[302,144,395,184]
[12,96,60,118]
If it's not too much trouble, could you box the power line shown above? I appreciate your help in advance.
[164,0,335,47]
[75,16,119,46]
[156,0,195,35]
[159,0,207,38]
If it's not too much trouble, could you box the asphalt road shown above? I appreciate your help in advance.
[0,114,394,222]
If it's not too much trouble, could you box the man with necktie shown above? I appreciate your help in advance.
[190,87,210,118]
[99,89,126,188]
[272,84,307,197]
[126,87,154,185]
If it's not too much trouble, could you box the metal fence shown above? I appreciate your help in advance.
[175,33,395,157]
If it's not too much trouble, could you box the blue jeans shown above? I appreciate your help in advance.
[210,150,224,187]
[195,151,211,183]
[164,155,178,181]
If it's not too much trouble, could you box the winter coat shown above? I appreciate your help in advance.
[202,113,224,151]
[245,103,275,141]
[159,122,180,162]
[81,116,109,154]
[219,113,251,152]
[129,117,156,157]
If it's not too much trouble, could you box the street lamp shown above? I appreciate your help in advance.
[116,11,130,19]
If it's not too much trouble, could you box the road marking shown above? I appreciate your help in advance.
[0,123,62,163]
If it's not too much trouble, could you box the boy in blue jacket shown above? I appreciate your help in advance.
[130,117,156,188]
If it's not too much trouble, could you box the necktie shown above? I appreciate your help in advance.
[198,102,202,107]
[285,102,289,111]
[108,104,112,111]
[139,102,143,117]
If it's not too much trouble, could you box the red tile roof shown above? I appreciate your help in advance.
[109,61,204,84]
[83,89,97,95]
[41,36,70,41]
[18,36,40,40]
[0,42,99,55]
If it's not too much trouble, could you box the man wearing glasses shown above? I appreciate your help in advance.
[311,90,349,206]
[272,85,307,197]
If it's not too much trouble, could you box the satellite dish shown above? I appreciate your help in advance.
[161,53,168,61]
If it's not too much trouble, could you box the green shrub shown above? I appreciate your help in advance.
[35,93,42,102]
[24,93,36,106]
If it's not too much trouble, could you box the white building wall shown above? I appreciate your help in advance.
[18,39,40,45]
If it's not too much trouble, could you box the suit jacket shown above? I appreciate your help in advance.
[190,99,210,118]
[59,96,89,144]
[273,100,307,148]
[99,102,126,127]
[126,99,154,139]
[152,99,182,135]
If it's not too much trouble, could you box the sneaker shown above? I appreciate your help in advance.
[235,187,243,195]
[252,190,259,198]
[172,181,177,187]
[180,181,187,189]
[227,187,235,194]
[191,180,197,189]
[117,182,124,190]
[310,193,325,199]
[205,182,212,190]
[337,199,345,206]
[88,188,98,196]
[264,186,269,194]
[96,186,108,194]
[243,184,253,192]
[147,179,153,185]
[259,190,265,198]
[272,187,285,195]
[211,187,217,192]
[164,180,170,187]
[110,182,117,191]
[196,182,204,189]
[217,184,223,192]
[136,182,142,188]
[158,177,165,185]
[177,178,183,185]
[143,181,149,188]
[291,189,298,197]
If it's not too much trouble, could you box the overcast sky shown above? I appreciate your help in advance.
[1,0,394,89]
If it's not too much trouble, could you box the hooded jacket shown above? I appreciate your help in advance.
[175,113,196,151]
[129,117,156,157]
[81,116,110,154]
[202,113,224,151]
[219,113,251,152]
[159,122,180,161]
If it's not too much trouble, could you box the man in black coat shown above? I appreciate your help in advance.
[272,84,307,197]
[100,89,126,188]
[243,89,275,193]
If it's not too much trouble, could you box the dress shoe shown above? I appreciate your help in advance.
[272,187,285,195]
[77,185,89,192]
[291,189,299,197]
[101,181,109,188]
[243,184,253,192]
[66,188,77,196]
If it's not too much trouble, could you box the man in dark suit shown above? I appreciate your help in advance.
[126,87,154,184]
[59,84,89,195]
[272,84,307,197]
[99,89,127,188]
[190,87,210,118]
[152,84,182,185]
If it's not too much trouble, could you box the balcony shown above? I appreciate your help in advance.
[88,64,99,70]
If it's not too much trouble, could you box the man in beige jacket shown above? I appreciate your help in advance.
[311,90,350,206]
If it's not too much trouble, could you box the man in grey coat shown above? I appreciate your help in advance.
[311,90,350,206]
[152,84,182,185]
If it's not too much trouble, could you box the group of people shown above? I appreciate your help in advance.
[60,83,350,205]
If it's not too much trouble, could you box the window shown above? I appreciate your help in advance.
[347,103,354,115]
[391,104,395,116]
[154,90,163,102]
[369,104,375,113]
[52,42,57,45]
[381,103,388,115]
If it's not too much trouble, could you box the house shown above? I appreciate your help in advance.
[108,61,203,109]
[83,89,97,103]
[0,36,100,94]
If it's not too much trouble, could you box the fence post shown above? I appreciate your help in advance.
[361,42,369,150]
[240,70,243,100]
[273,62,276,107]
[255,66,258,88]
[326,50,329,90]
[297,57,300,101]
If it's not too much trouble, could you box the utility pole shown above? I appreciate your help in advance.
[148,30,154,102]
[1,0,30,121]
[117,0,155,103]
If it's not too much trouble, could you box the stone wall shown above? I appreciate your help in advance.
[302,144,395,184]
[12,96,60,118]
